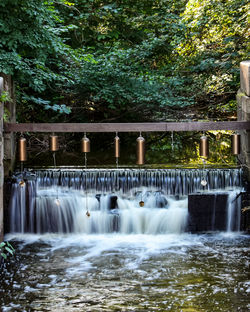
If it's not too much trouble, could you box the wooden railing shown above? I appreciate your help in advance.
[4,121,250,133]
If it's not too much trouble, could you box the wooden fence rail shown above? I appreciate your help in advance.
[4,121,250,133]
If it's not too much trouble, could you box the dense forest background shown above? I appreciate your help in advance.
[0,0,249,166]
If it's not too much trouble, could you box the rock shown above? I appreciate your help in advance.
[155,195,168,208]
[109,195,118,209]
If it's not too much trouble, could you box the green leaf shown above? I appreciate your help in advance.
[1,253,7,260]
[5,246,14,255]
[0,242,6,248]
[6,242,15,251]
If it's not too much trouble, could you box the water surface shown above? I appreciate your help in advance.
[1,233,249,311]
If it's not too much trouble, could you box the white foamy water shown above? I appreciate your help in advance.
[2,169,248,312]
[9,186,188,234]
[7,168,243,235]
[9,185,242,235]
[3,231,249,311]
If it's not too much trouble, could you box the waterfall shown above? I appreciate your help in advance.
[34,168,242,194]
[7,168,243,234]
[8,185,188,234]
[226,190,241,232]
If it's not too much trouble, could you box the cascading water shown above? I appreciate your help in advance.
[35,168,242,194]
[7,168,243,234]
[2,168,249,312]
[226,190,242,232]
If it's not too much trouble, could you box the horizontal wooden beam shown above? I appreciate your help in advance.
[4,121,250,133]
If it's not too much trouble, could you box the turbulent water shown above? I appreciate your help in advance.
[9,185,189,234]
[1,233,249,311]
[2,168,249,311]
[8,168,242,234]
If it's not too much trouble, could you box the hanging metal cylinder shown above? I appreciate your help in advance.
[50,135,59,152]
[232,134,241,155]
[139,201,144,207]
[19,137,27,162]
[136,135,145,165]
[200,135,209,158]
[81,136,90,153]
[114,135,120,158]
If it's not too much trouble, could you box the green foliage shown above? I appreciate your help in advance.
[0,91,12,121]
[0,0,73,114]
[22,95,71,114]
[174,0,249,118]
[0,241,15,261]
[0,91,11,103]
[0,0,248,123]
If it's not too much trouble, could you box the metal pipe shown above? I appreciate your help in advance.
[114,135,120,158]
[232,134,241,155]
[81,136,90,153]
[50,135,59,152]
[136,135,145,165]
[19,137,27,162]
[200,136,209,158]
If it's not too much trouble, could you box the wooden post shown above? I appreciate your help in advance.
[237,61,250,182]
[0,77,4,241]
[2,74,16,176]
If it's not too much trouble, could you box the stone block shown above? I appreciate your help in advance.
[237,93,243,121]
[241,95,250,121]
[240,130,250,154]
[237,92,250,119]
[187,193,228,232]
[240,61,250,96]
[241,95,250,114]
[237,62,250,182]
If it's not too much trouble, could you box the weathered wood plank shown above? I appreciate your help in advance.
[4,121,250,133]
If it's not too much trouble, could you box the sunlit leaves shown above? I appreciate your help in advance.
[0,0,247,122]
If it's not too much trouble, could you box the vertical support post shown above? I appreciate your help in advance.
[2,74,16,176]
[237,61,250,232]
[237,61,250,181]
[0,77,4,241]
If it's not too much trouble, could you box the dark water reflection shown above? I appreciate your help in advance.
[1,233,249,311]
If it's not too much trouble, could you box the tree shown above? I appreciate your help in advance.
[0,0,248,123]
[0,0,74,118]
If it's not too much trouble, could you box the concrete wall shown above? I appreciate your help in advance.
[237,61,250,232]
[237,61,250,182]
[188,193,229,232]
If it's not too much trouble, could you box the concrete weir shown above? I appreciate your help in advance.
[188,193,229,232]
[187,192,244,233]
